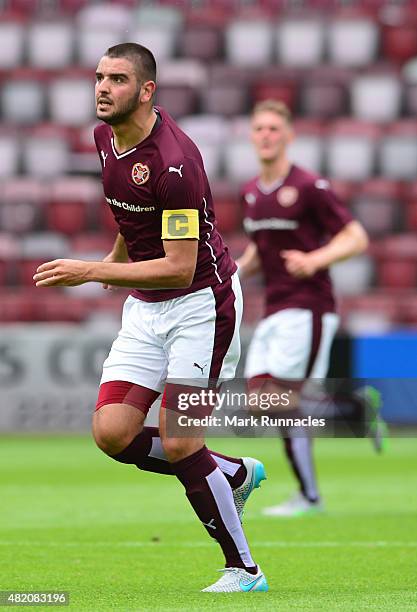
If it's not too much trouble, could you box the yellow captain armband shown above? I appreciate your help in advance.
[161,209,199,239]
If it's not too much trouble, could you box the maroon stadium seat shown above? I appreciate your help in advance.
[99,202,119,234]
[214,199,241,234]
[71,233,115,254]
[354,179,404,236]
[0,261,9,286]
[0,291,35,322]
[339,293,399,330]
[156,85,197,119]
[359,178,402,201]
[241,287,264,325]
[301,81,347,118]
[202,83,249,117]
[405,84,417,116]
[0,201,42,234]
[382,25,417,64]
[377,260,417,289]
[406,201,417,232]
[374,235,417,288]
[46,200,89,235]
[16,259,49,286]
[180,26,222,61]
[399,294,417,326]
[252,80,297,110]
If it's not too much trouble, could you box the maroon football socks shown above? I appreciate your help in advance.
[112,426,247,489]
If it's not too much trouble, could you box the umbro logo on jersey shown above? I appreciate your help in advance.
[169,164,183,178]
[101,150,108,167]
[193,362,207,374]
[132,162,150,186]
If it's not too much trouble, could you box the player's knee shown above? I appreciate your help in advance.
[92,409,135,456]
[161,437,202,463]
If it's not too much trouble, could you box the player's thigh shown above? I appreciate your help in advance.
[101,295,168,393]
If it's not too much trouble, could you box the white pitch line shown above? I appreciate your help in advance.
[0,541,416,548]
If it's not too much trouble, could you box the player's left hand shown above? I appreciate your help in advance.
[33,259,91,287]
[281,250,320,278]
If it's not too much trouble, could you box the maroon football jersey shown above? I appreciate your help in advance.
[241,164,353,317]
[94,106,236,301]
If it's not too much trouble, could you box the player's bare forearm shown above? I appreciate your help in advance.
[281,221,368,278]
[87,256,194,288]
[309,221,369,269]
[236,242,262,279]
[34,239,198,289]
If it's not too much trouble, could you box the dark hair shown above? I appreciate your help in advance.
[104,42,157,84]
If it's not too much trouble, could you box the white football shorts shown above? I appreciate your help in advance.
[101,273,242,392]
[244,308,339,381]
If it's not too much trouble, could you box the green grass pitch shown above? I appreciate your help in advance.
[1,434,416,610]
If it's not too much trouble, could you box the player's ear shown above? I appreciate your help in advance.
[140,80,156,104]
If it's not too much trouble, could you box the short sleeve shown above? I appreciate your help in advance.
[155,157,204,240]
[306,178,353,237]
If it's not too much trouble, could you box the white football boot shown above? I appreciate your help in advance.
[202,566,269,592]
[263,492,323,517]
[233,457,266,522]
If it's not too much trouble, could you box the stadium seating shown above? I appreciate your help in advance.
[379,122,417,180]
[0,6,416,324]
[46,201,89,236]
[180,26,222,61]
[1,78,45,125]
[330,255,374,296]
[351,73,402,122]
[328,18,379,67]
[288,136,323,174]
[77,28,124,67]
[28,22,74,69]
[225,20,273,66]
[277,19,325,67]
[131,25,177,62]
[224,140,258,183]
[382,24,417,64]
[0,133,20,178]
[22,135,70,177]
[0,20,25,69]
[49,76,94,127]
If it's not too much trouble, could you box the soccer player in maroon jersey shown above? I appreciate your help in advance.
[238,100,370,516]
[33,43,268,592]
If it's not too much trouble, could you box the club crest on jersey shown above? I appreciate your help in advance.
[132,162,150,186]
[277,186,298,207]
